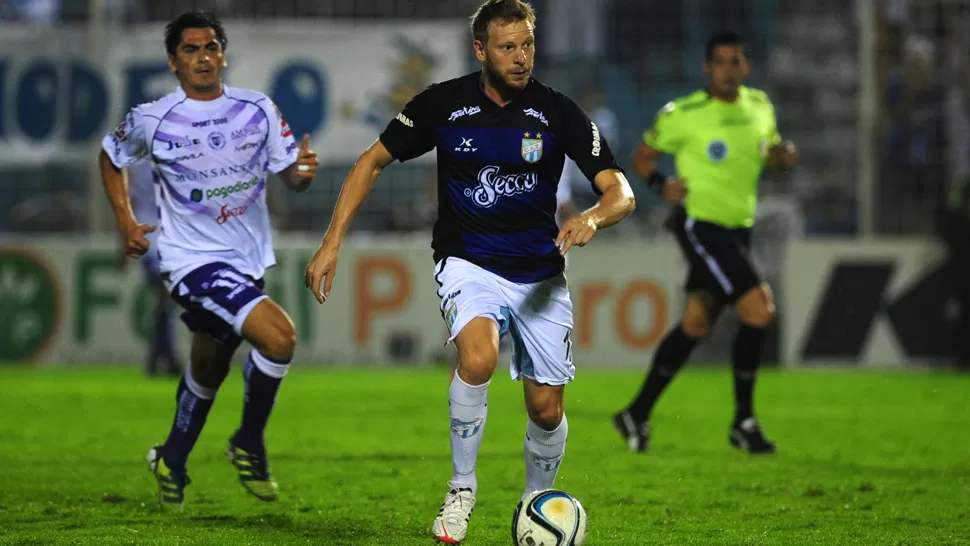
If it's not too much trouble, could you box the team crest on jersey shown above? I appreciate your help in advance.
[208,131,226,151]
[708,139,728,161]
[521,132,543,163]
[113,116,129,142]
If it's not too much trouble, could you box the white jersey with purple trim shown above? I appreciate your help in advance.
[102,85,299,291]
[128,160,159,242]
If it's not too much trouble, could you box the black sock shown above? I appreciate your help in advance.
[732,325,767,424]
[235,350,288,453]
[626,327,699,423]
[161,374,216,472]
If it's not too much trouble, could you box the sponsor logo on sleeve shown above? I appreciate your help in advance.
[113,115,131,142]
[396,112,414,127]
[591,122,601,157]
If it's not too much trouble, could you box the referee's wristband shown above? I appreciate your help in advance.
[645,171,668,192]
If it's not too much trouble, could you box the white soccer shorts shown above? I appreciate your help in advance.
[433,257,575,385]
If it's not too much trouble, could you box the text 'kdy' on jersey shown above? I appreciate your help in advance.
[379,73,622,284]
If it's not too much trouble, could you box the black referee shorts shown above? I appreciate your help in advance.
[667,206,762,305]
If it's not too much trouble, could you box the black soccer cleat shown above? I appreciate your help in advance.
[612,410,650,453]
[729,417,777,454]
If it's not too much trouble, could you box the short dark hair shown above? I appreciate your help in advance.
[705,31,745,60]
[470,0,536,45]
[164,11,228,58]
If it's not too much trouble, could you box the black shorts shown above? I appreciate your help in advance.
[667,207,761,304]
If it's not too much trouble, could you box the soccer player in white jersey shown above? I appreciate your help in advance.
[304,1,635,542]
[99,11,319,511]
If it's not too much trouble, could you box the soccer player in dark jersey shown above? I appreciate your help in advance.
[613,32,797,455]
[304,1,635,542]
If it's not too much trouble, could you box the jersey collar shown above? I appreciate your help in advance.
[475,70,533,114]
[175,84,228,105]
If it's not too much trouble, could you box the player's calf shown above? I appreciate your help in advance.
[523,381,567,497]
[159,365,219,474]
[227,300,295,500]
[431,317,499,543]
[730,284,776,453]
[446,318,500,493]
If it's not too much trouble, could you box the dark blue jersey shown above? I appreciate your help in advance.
[379,72,621,283]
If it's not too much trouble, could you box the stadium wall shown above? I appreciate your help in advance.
[0,237,952,369]
[0,21,466,165]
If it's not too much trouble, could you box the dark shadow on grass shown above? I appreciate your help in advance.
[188,512,381,543]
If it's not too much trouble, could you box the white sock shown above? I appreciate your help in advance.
[524,414,568,496]
[448,374,489,493]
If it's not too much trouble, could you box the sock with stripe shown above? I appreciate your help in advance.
[523,414,568,497]
[161,365,219,471]
[448,374,489,493]
[233,349,289,453]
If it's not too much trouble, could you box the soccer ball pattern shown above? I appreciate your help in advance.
[511,489,588,546]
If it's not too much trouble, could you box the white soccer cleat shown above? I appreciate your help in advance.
[431,482,476,544]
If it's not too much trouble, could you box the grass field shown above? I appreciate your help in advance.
[0,366,968,546]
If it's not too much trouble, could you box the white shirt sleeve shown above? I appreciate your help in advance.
[101,109,149,169]
[262,98,300,174]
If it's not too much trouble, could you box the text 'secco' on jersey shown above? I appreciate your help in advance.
[379,73,622,283]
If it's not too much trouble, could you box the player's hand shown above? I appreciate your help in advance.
[304,242,339,304]
[122,223,155,258]
[293,134,319,181]
[556,213,597,255]
[662,177,687,204]
[769,140,798,171]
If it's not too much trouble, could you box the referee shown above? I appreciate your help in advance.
[614,31,797,454]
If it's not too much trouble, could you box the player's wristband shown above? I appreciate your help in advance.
[645,171,668,192]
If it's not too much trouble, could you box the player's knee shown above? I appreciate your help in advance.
[740,304,774,328]
[259,320,297,362]
[681,313,712,338]
[457,348,498,385]
[526,403,563,430]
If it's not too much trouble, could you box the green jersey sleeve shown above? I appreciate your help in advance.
[642,102,685,154]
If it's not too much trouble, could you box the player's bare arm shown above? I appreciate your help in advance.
[304,139,395,303]
[765,139,798,172]
[632,142,686,204]
[556,169,635,255]
[278,134,319,192]
[99,149,155,258]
